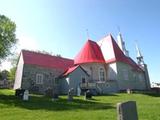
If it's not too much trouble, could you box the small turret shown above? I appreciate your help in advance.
[135,43,145,65]
[117,32,129,57]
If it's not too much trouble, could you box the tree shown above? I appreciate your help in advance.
[7,53,19,81]
[0,15,17,63]
[8,67,16,81]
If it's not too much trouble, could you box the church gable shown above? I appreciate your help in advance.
[97,34,143,72]
[97,34,128,64]
[14,52,24,90]
[59,65,90,95]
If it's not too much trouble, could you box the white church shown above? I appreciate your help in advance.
[14,33,151,95]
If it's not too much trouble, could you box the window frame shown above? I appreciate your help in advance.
[36,73,44,84]
[81,76,86,83]
[99,67,105,81]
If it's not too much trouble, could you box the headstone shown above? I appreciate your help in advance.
[117,101,138,120]
[127,88,132,94]
[68,88,74,102]
[84,90,92,100]
[23,90,29,101]
[77,85,81,96]
[15,89,25,99]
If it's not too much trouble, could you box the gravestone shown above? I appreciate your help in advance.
[126,88,132,94]
[77,85,81,96]
[23,90,29,101]
[117,101,138,120]
[15,89,25,99]
[68,88,74,102]
[84,90,92,100]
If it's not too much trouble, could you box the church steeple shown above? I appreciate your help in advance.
[135,42,151,90]
[117,32,129,57]
[135,43,144,65]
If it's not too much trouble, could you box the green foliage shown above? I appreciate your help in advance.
[8,67,16,81]
[7,53,19,81]
[0,89,160,120]
[9,53,19,68]
[0,15,17,62]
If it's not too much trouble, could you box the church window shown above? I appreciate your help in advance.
[81,77,86,83]
[36,74,43,84]
[99,67,105,81]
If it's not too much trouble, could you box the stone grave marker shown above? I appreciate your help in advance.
[117,101,138,120]
[15,89,25,99]
[77,85,81,96]
[68,88,74,102]
[126,88,132,94]
[23,90,29,101]
[84,90,92,100]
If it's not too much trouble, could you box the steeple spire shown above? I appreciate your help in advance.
[135,42,144,65]
[117,32,129,57]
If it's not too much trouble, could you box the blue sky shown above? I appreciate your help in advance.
[0,0,159,83]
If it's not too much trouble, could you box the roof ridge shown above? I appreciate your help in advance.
[22,49,73,61]
[98,33,112,42]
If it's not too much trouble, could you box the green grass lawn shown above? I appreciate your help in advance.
[0,89,160,120]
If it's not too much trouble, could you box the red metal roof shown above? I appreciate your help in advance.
[61,65,89,77]
[74,40,105,64]
[109,34,128,63]
[97,34,127,63]
[62,65,79,76]
[98,34,142,71]
[22,50,74,71]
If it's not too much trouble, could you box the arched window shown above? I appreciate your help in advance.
[99,67,105,81]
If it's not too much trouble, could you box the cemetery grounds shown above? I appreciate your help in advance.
[0,89,160,120]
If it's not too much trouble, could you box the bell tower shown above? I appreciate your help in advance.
[136,43,145,65]
[135,43,150,90]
